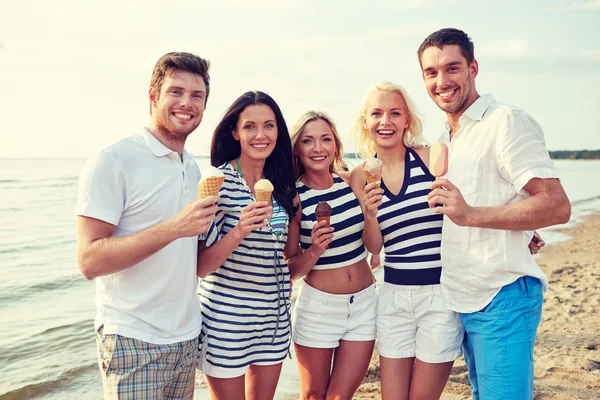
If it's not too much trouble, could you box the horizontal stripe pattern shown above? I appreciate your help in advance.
[297,175,367,270]
[198,162,291,370]
[378,149,443,285]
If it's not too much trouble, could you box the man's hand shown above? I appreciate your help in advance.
[171,195,219,237]
[427,179,472,226]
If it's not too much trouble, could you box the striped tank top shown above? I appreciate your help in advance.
[296,174,367,270]
[198,162,291,370]
[378,148,443,285]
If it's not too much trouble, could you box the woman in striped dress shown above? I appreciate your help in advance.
[196,91,297,399]
[285,111,378,399]
[349,82,463,400]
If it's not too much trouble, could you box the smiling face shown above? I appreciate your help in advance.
[150,70,206,142]
[363,90,410,151]
[295,118,338,175]
[233,104,278,162]
[420,44,479,117]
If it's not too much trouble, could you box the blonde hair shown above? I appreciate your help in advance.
[290,111,348,180]
[350,81,425,159]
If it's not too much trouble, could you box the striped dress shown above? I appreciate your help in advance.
[378,148,443,285]
[198,162,291,372]
[296,175,367,269]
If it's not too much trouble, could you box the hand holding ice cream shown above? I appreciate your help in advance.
[362,159,384,218]
[312,201,334,251]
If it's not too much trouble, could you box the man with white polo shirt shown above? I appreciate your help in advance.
[419,29,571,399]
[76,52,218,399]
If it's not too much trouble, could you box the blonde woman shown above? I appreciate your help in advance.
[350,82,462,399]
[285,111,377,400]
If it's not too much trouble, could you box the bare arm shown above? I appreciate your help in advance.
[350,165,384,254]
[77,196,218,280]
[286,218,333,281]
[427,177,571,230]
[196,201,271,278]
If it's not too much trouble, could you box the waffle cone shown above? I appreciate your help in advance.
[316,215,331,249]
[316,215,330,226]
[198,176,225,199]
[255,189,272,204]
[364,170,381,184]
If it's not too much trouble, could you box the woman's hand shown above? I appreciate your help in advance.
[529,231,545,255]
[363,181,384,218]
[233,201,272,240]
[308,219,334,258]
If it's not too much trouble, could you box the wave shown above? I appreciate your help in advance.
[0,274,82,305]
[0,176,79,189]
[0,238,76,255]
[0,363,97,400]
[571,194,600,206]
[0,320,93,367]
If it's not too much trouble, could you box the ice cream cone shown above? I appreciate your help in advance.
[198,176,225,199]
[316,215,330,226]
[364,170,381,184]
[255,190,272,204]
[315,201,332,249]
[363,159,383,185]
[254,179,274,205]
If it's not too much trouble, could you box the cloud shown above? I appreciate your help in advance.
[373,0,462,10]
[582,49,600,59]
[481,39,528,60]
[569,0,600,9]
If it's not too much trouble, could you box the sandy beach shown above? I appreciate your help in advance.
[195,211,600,399]
[353,212,600,400]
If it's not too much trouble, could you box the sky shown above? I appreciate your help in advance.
[1,0,599,158]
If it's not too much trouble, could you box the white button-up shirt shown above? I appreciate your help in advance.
[438,94,557,313]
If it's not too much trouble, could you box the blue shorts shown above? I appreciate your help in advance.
[460,276,543,400]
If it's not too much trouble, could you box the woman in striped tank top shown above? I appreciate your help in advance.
[196,91,297,399]
[349,82,463,400]
[284,111,378,400]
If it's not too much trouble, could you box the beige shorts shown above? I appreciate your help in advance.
[96,326,198,399]
[377,283,463,363]
[292,281,378,348]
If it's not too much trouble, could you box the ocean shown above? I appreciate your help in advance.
[1,157,599,400]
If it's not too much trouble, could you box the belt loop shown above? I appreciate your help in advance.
[523,276,530,295]
[517,277,527,294]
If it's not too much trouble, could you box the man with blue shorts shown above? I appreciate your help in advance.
[418,28,571,399]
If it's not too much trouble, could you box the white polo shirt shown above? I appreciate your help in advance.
[438,94,557,313]
[76,128,202,344]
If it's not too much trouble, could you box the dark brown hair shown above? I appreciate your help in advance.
[417,28,475,67]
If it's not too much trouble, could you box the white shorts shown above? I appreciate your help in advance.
[377,283,463,363]
[198,355,282,379]
[292,281,378,348]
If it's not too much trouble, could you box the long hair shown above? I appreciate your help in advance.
[289,111,348,180]
[210,91,297,219]
[349,81,425,159]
